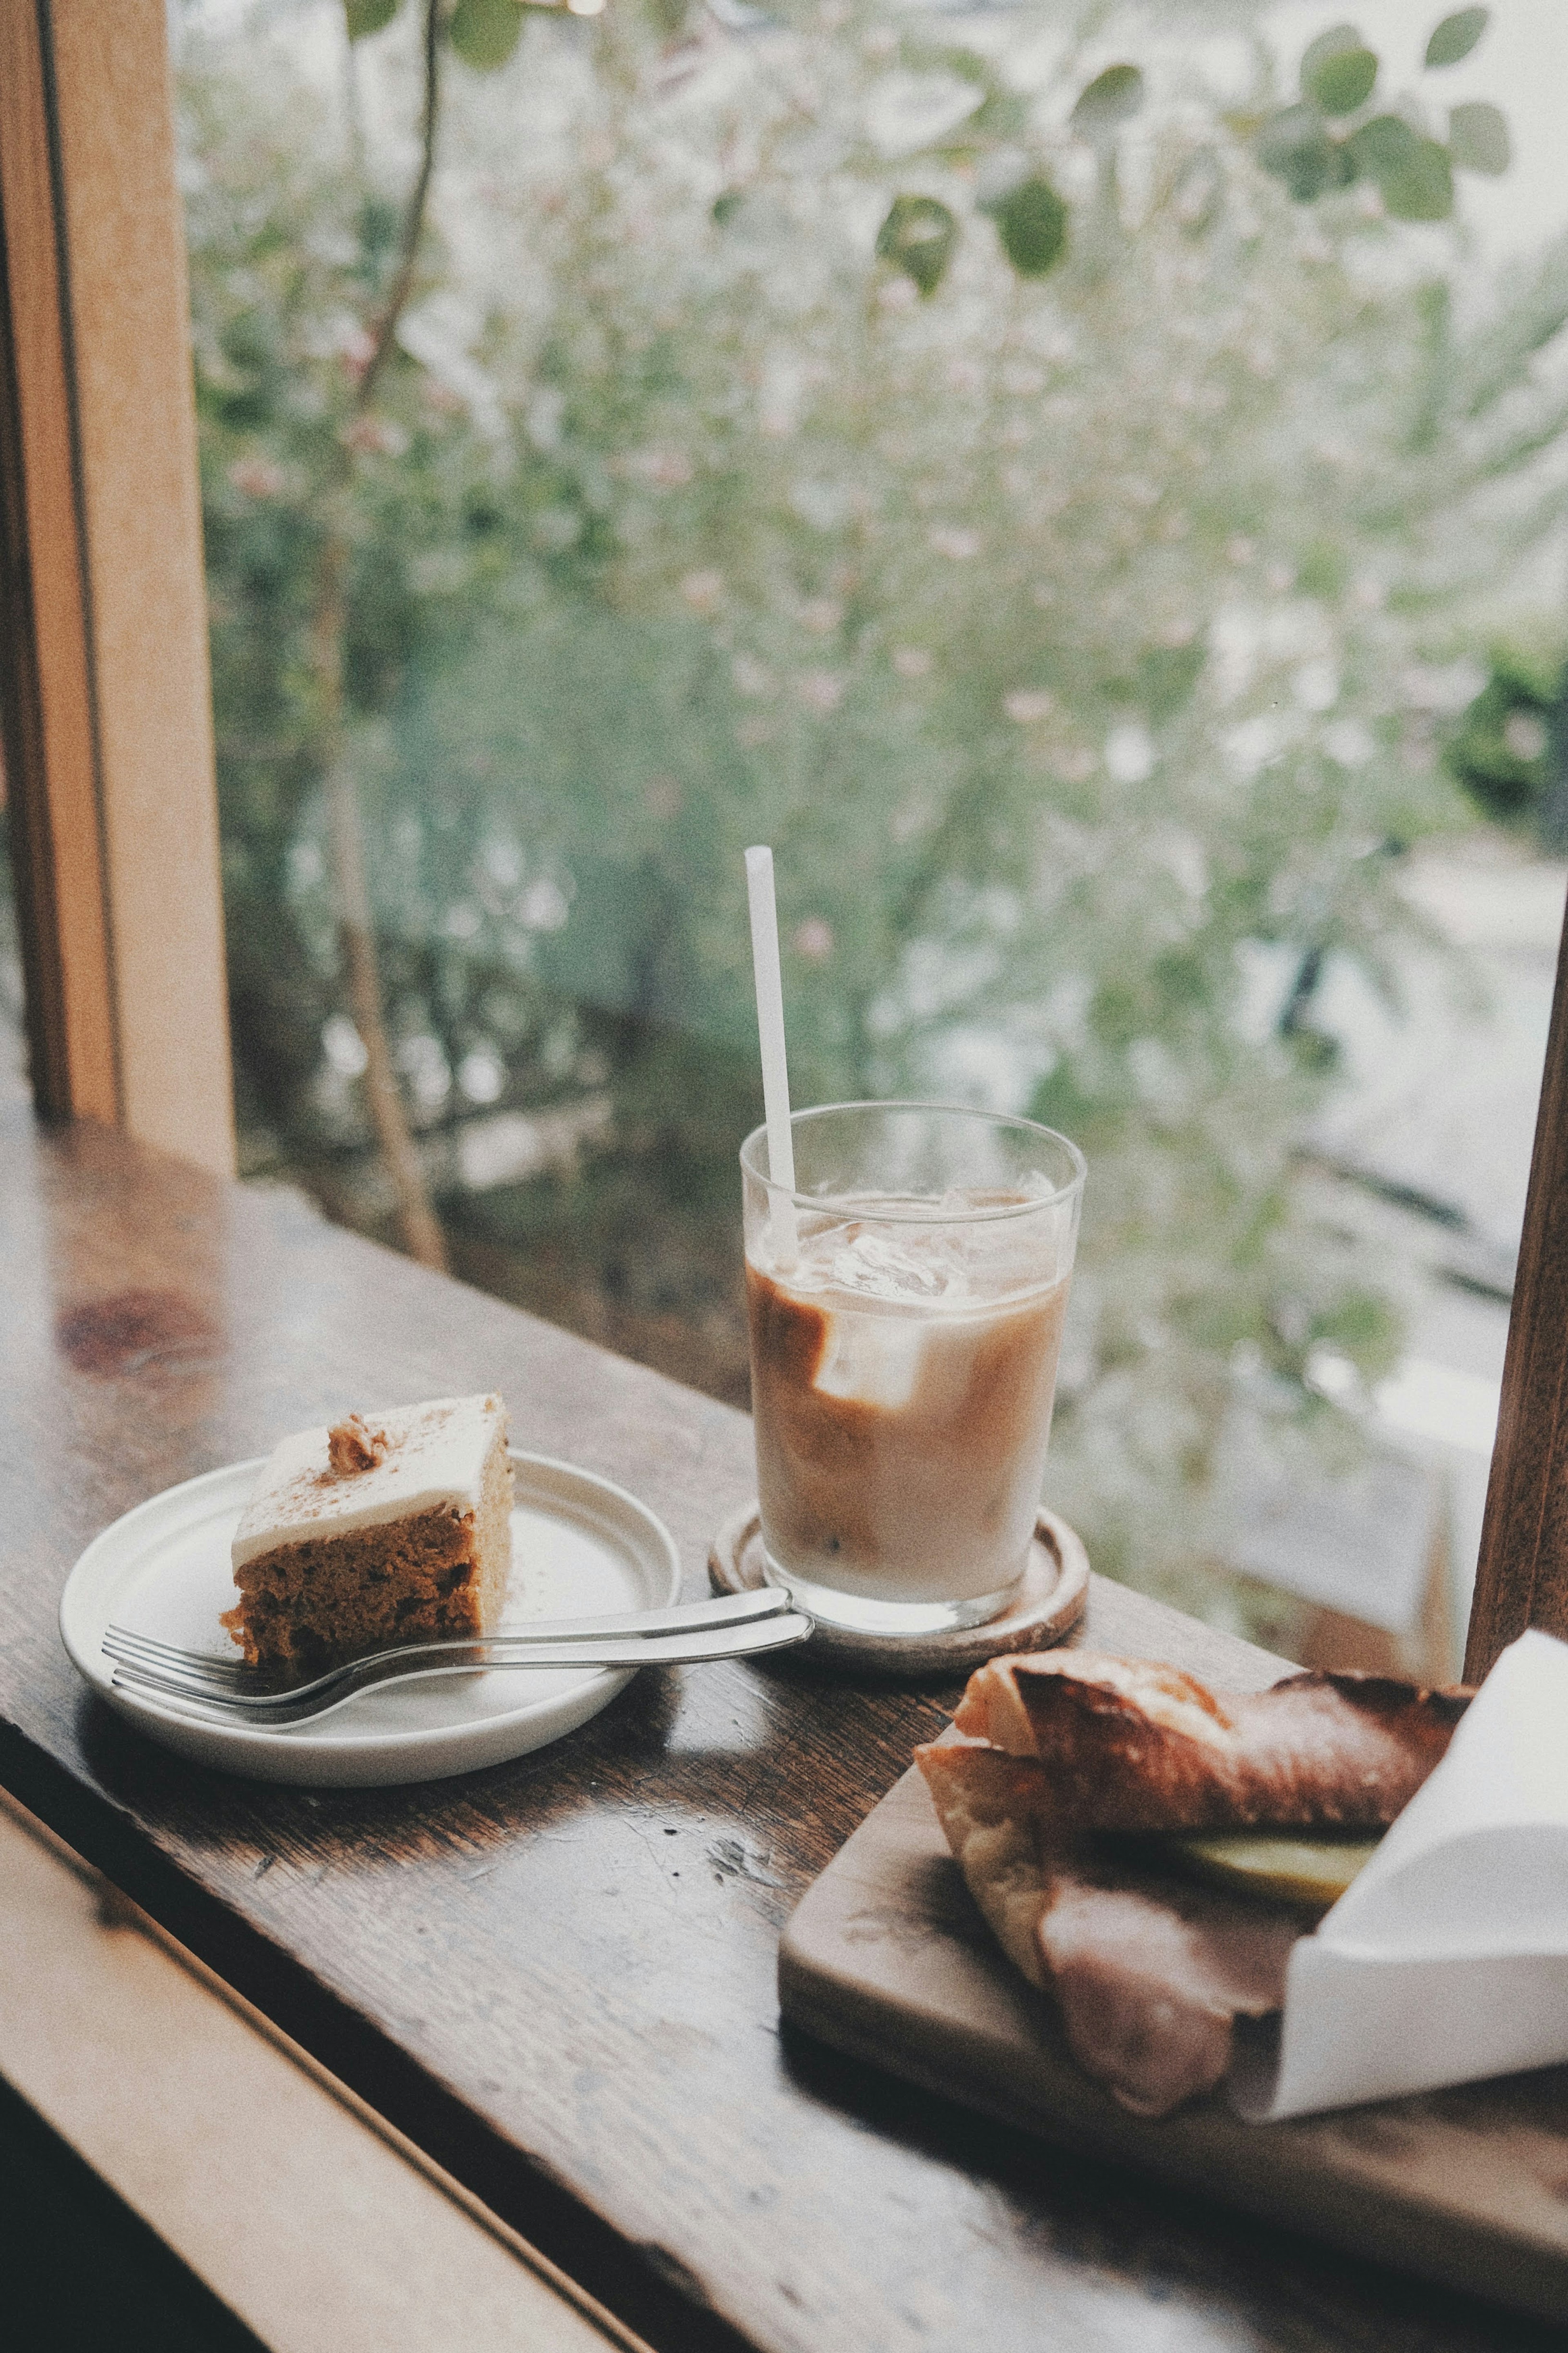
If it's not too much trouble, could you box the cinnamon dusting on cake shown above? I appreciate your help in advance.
[225,1394,512,1670]
[327,1413,391,1474]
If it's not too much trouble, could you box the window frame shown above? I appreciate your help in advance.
[0,0,232,1178]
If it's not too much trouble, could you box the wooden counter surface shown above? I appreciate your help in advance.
[0,1106,1551,2353]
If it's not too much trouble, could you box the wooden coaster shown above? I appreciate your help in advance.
[708,1504,1088,1678]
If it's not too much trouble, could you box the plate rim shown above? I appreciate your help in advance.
[59,1447,682,1765]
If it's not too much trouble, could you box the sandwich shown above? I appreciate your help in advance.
[915,1651,1470,2118]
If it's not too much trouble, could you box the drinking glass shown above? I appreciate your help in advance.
[741,1101,1085,1637]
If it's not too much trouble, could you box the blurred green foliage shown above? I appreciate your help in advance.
[180,0,1568,1616]
[1252,6,1501,219]
[1447,644,1568,840]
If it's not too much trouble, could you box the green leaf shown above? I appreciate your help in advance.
[1070,65,1144,138]
[1448,99,1510,174]
[984,177,1069,277]
[960,87,1031,145]
[1425,7,1489,68]
[1309,46,1378,116]
[1301,27,1378,117]
[448,0,523,71]
[1348,115,1454,218]
[345,0,399,38]
[1301,23,1359,76]
[1347,113,1419,174]
[1392,148,1455,216]
[875,196,959,298]
[711,192,744,227]
[1255,106,1352,203]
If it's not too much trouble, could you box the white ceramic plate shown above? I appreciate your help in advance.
[59,1451,681,1788]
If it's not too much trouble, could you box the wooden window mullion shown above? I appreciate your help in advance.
[0,0,118,1127]
[1465,905,1568,1677]
[0,0,233,1176]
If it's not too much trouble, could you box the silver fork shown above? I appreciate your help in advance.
[102,1593,812,1726]
[103,1585,792,1691]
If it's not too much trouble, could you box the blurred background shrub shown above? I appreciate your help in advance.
[178,0,1568,1627]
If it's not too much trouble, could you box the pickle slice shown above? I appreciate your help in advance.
[1164,1832,1381,1915]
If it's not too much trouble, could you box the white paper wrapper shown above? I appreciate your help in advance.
[1231,1629,1568,2121]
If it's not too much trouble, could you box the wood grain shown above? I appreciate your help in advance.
[0,1794,648,2353]
[0,0,233,1172]
[47,0,234,1175]
[781,1761,1568,2326]
[0,1104,1551,2353]
[0,0,119,1124]
[1466,901,1568,1680]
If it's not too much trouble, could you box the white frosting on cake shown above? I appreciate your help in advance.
[232,1394,507,1570]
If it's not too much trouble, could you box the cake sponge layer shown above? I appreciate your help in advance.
[223,1394,513,1671]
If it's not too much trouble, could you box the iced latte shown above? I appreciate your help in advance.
[742,1105,1084,1636]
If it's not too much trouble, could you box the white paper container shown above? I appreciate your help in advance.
[1232,1629,1568,2120]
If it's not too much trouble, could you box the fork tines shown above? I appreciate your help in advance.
[102,1626,249,1682]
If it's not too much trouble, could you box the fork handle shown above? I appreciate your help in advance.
[100,1585,791,1678]
[110,1611,815,1724]
[486,1586,792,1642]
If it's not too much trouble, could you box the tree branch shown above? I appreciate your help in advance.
[358,0,441,413]
[312,0,449,1271]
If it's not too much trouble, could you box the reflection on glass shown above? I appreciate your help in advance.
[176,0,1568,1666]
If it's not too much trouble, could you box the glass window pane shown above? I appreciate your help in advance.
[172,0,1568,1672]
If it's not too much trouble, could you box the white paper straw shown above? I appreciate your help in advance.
[744,845,799,1268]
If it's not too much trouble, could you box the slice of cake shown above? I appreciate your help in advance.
[221,1394,514,1672]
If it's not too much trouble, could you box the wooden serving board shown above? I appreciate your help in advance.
[779,1764,1568,2326]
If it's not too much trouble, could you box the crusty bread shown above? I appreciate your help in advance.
[948,1651,1470,1835]
[916,1735,1303,2114]
[913,1741,1056,1987]
[915,1653,1473,2116]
